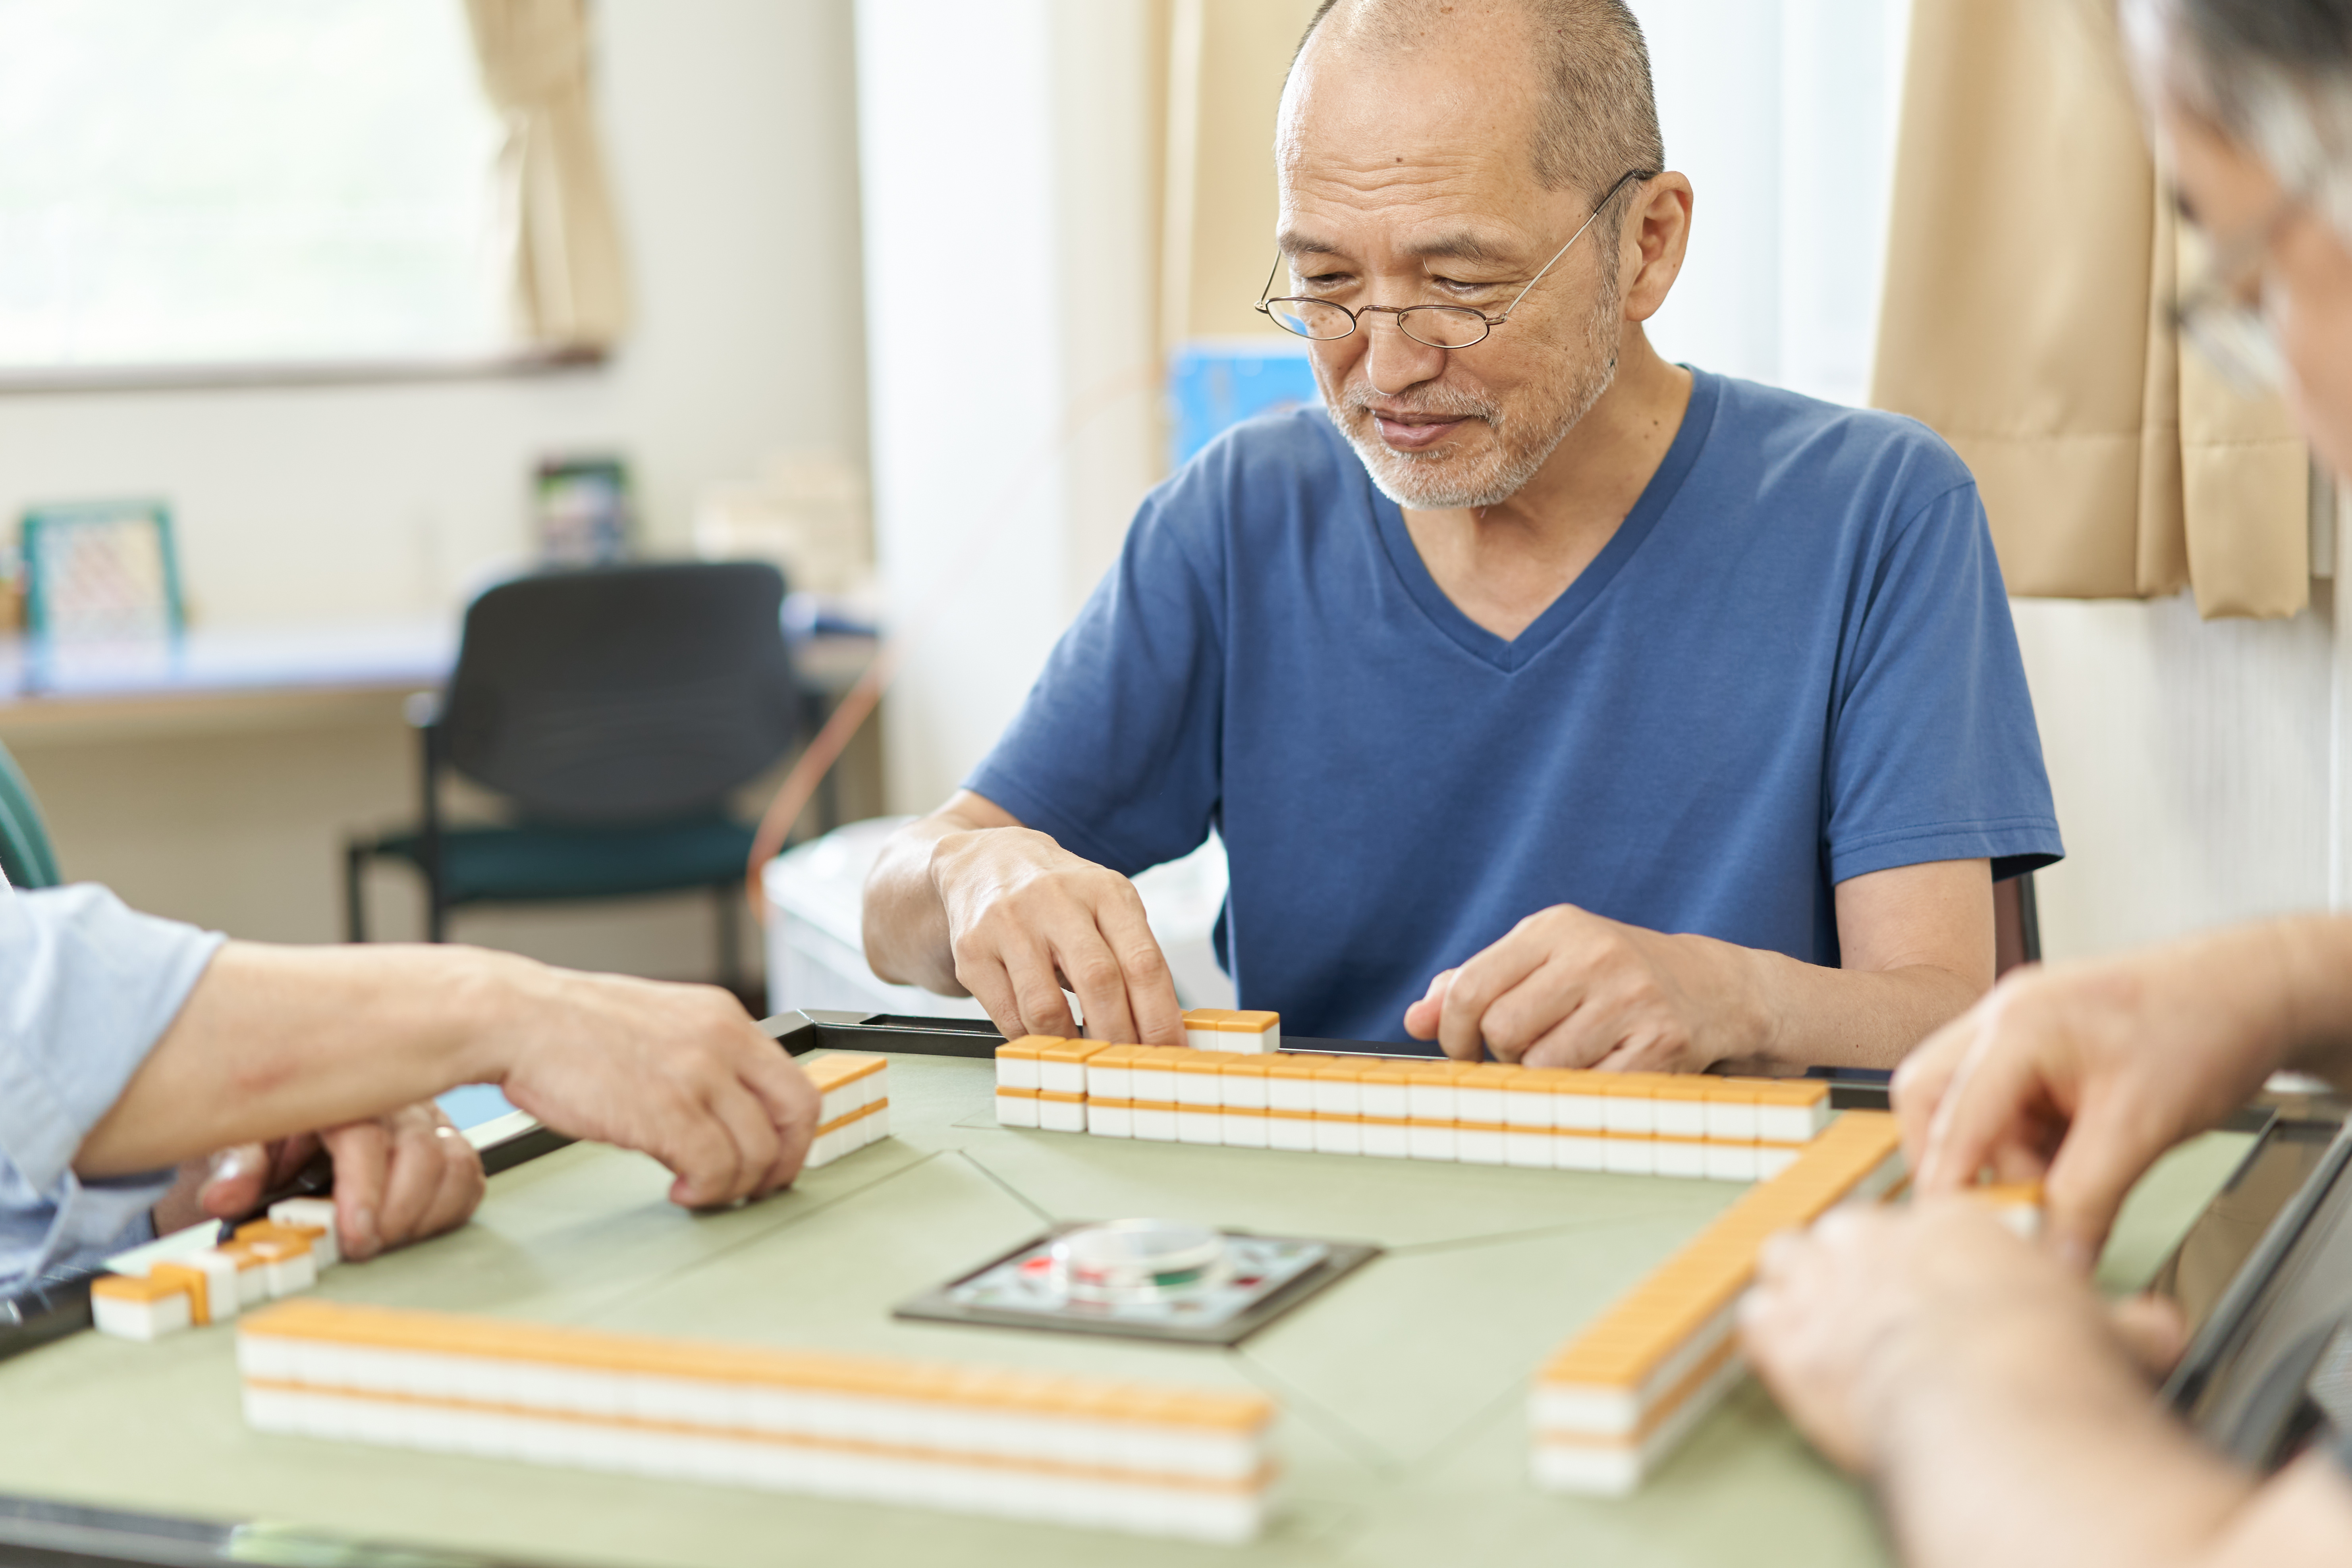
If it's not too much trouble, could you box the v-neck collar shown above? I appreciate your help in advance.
[1361,368,1720,673]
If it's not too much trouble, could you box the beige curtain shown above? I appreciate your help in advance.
[1871,0,2310,618]
[465,0,631,348]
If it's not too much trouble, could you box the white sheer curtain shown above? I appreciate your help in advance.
[1628,0,1910,408]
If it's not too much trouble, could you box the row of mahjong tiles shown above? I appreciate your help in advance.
[994,1036,1833,1179]
[236,1297,1277,1543]
[89,1055,896,1345]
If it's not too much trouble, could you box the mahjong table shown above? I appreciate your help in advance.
[0,1017,2263,1568]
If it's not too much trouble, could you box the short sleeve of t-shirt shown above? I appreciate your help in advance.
[967,447,1242,878]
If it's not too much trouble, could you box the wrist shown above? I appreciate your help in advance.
[437,946,549,1088]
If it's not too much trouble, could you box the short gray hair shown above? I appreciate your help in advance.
[1294,0,1665,216]
[2125,0,2352,239]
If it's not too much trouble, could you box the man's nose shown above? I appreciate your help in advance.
[1362,311,1448,396]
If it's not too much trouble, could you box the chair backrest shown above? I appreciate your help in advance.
[0,740,61,888]
[441,561,800,824]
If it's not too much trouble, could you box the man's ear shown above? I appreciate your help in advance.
[1621,173,1694,323]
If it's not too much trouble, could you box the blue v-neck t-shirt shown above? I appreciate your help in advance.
[965,369,2063,1044]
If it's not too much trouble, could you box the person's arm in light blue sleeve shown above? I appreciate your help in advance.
[0,884,223,1288]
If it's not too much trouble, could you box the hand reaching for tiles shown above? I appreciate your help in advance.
[1403,905,1740,1069]
[1893,925,2329,1269]
[176,1104,486,1261]
[1738,1199,2141,1474]
[927,822,1187,1048]
[485,969,819,1209]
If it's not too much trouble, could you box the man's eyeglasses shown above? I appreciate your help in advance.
[2175,189,2299,392]
[1254,168,1657,350]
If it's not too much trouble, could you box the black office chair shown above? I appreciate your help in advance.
[344,561,802,994]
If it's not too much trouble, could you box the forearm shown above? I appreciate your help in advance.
[2264,915,2352,1090]
[75,942,527,1176]
[1874,1352,2254,1568]
[1720,943,1983,1071]
[862,814,975,994]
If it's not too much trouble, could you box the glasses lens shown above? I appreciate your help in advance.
[2180,295,2285,392]
[1399,307,1490,349]
[1266,298,1354,340]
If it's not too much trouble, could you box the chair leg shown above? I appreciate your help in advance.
[344,842,370,944]
[715,882,746,1001]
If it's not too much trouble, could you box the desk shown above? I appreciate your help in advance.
[0,620,878,744]
[0,1055,2249,1568]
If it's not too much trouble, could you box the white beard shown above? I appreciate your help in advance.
[1332,288,1622,510]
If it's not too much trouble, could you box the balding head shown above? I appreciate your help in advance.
[1291,0,1664,215]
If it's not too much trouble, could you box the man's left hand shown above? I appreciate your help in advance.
[1739,1199,2162,1473]
[156,1101,486,1261]
[1403,904,1758,1068]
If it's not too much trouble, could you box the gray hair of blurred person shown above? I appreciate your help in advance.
[1289,0,1667,284]
[2124,0,2352,238]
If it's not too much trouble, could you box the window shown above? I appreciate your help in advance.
[0,0,511,371]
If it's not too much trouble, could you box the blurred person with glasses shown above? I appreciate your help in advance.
[866,0,2062,1077]
[1739,2,2352,1564]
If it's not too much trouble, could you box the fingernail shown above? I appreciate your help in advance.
[208,1147,253,1182]
[351,1205,379,1254]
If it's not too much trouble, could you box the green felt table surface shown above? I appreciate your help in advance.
[0,1055,2252,1568]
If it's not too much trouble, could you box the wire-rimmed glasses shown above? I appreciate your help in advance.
[1255,168,1657,349]
[2175,188,2299,391]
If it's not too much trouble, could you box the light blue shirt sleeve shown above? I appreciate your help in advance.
[0,882,224,1291]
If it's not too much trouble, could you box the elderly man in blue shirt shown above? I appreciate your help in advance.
[863,0,2062,1070]
[2,879,818,1294]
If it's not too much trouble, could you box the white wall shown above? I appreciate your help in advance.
[856,0,1163,815]
[1,0,873,974]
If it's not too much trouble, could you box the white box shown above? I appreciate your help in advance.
[1603,1136,1655,1175]
[1757,1103,1825,1144]
[1653,1138,1707,1178]
[1504,1091,1555,1128]
[1087,1060,1133,1099]
[1603,1094,1655,1135]
[1221,1110,1270,1148]
[1310,1076,1361,1117]
[1756,1145,1800,1179]
[1407,1078,1458,1121]
[1654,1100,1708,1138]
[1407,1123,1457,1161]
[1362,1121,1410,1159]
[1503,1130,1555,1168]
[1266,1074,1317,1114]
[1219,1069,1268,1110]
[1556,1133,1609,1172]
[996,1055,1040,1092]
[1175,1110,1223,1145]
[1312,1117,1362,1156]
[995,1092,1040,1129]
[1555,1090,1607,1131]
[1175,1071,1223,1108]
[1703,1142,1757,1181]
[1266,1113,1316,1152]
[1456,1128,1506,1165]
[1455,1085,1506,1123]
[1704,1099,1759,1141]
[1090,1102,1134,1139]
[1359,1081,1409,1119]
[1132,1106,1179,1142]
[1131,1060,1181,1103]
[1040,1059,1091,1095]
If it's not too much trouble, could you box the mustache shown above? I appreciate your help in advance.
[1338,382,1500,425]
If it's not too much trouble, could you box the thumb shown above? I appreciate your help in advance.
[197,1144,270,1220]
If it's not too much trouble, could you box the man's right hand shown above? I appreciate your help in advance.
[1893,919,2351,1268]
[481,966,820,1209]
[864,791,1187,1047]
[929,821,1185,1045]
